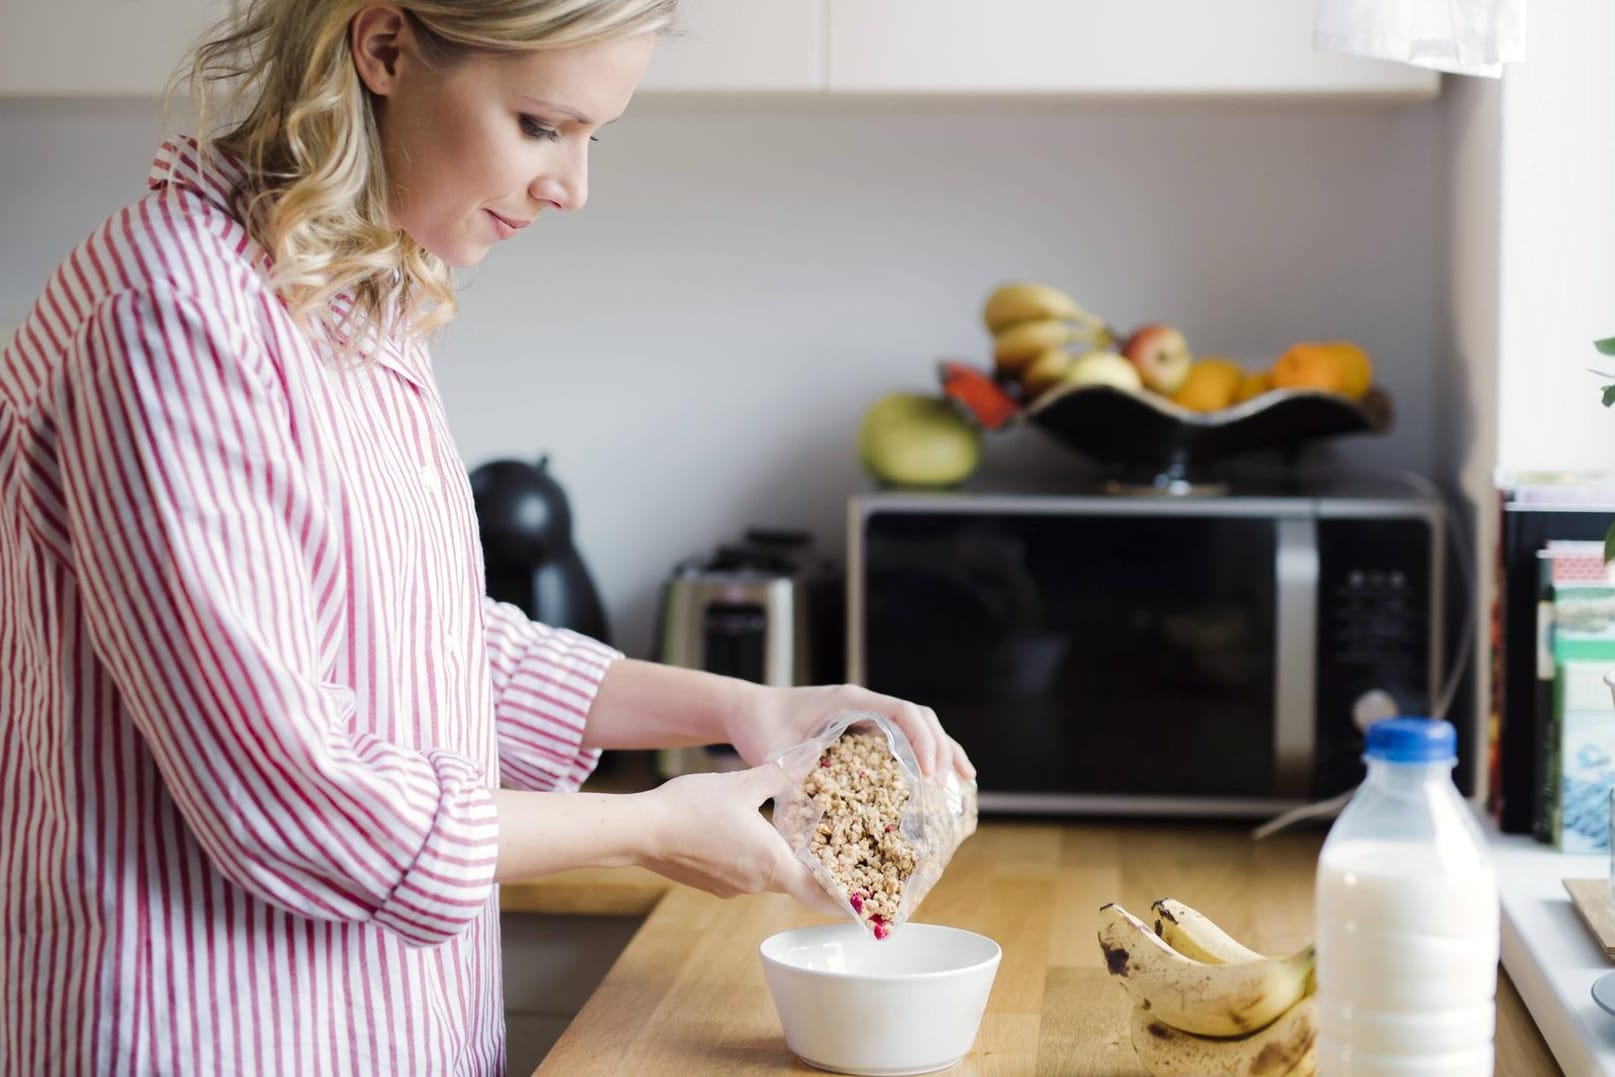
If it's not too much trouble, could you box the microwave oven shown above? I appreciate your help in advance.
[847,479,1453,817]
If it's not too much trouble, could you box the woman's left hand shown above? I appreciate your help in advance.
[723,683,976,781]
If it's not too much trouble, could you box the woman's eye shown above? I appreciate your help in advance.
[519,115,561,142]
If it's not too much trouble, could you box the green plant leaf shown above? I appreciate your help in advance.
[1606,520,1615,563]
[1603,384,1615,408]
[1597,336,1615,356]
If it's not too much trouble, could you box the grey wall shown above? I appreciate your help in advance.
[0,93,1448,659]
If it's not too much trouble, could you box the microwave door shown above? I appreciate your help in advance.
[855,509,1284,805]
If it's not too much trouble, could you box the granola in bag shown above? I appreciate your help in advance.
[771,712,977,938]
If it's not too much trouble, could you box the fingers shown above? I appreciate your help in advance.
[946,733,977,780]
[739,760,789,805]
[900,701,946,778]
[769,843,847,919]
[837,685,973,780]
[873,696,938,777]
[910,703,941,777]
[896,704,975,781]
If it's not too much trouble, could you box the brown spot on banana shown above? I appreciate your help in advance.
[1251,1020,1316,1075]
[1101,940,1132,976]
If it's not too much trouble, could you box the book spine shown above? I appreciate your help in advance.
[1535,554,1557,842]
[1487,488,1506,820]
[1548,581,1615,854]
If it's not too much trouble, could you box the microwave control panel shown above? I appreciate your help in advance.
[1312,513,1440,796]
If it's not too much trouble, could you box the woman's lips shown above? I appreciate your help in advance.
[486,209,530,240]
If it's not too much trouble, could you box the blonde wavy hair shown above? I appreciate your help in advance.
[180,0,676,349]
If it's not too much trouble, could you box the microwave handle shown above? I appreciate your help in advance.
[1274,517,1318,798]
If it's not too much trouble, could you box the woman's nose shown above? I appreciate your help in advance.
[532,148,588,213]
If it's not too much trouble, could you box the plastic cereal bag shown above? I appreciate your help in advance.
[768,711,978,939]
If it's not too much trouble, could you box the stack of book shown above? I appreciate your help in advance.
[1494,473,1615,847]
[1534,542,1615,851]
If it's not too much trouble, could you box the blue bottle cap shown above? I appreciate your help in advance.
[1364,717,1457,763]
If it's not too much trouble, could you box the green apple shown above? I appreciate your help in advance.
[858,392,981,488]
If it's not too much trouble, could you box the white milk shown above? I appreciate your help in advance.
[1314,719,1499,1077]
[1315,840,1499,1075]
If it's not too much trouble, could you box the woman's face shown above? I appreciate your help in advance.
[352,7,656,268]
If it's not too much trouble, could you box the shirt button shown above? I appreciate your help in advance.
[420,465,440,493]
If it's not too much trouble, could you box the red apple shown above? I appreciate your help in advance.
[1123,324,1193,395]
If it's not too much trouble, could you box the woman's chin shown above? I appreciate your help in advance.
[412,230,492,270]
[440,244,491,270]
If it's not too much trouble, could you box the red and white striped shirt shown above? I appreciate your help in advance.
[0,138,621,1075]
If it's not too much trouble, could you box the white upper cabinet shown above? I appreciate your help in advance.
[640,0,823,92]
[0,0,228,97]
[0,0,1435,99]
[824,0,1439,97]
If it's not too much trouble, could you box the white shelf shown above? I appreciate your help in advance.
[1486,819,1615,1075]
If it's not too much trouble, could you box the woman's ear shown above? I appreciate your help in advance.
[350,4,410,97]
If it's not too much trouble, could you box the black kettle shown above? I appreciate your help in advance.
[468,455,611,646]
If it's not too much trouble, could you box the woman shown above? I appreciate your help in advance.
[0,1,975,1072]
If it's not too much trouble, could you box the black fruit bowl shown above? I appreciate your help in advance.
[1020,383,1394,490]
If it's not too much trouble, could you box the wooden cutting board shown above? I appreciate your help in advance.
[1564,877,1615,959]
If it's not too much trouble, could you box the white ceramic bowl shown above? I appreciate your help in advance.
[759,922,1001,1076]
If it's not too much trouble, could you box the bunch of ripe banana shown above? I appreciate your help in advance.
[1097,899,1318,1077]
[982,282,1118,400]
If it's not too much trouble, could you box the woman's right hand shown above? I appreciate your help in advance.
[637,765,843,918]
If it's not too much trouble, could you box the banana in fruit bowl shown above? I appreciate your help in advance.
[1097,900,1317,1077]
[982,282,1109,337]
[992,317,1075,377]
[981,282,1115,400]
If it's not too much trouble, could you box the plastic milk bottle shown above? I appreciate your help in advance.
[1314,718,1499,1076]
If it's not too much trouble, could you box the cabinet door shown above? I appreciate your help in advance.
[640,0,823,92]
[0,0,229,97]
[826,0,1438,97]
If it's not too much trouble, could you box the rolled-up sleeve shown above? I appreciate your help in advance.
[55,286,496,948]
[481,596,621,791]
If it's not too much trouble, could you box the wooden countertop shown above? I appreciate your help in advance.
[520,819,1559,1075]
[501,866,669,918]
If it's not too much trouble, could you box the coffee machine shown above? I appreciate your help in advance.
[654,529,843,776]
[468,455,610,645]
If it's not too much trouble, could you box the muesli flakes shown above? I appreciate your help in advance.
[803,730,917,938]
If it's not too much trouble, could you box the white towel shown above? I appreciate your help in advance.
[1314,0,1526,78]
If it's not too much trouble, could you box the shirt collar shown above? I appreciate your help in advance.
[147,137,433,392]
[148,136,246,217]
[325,293,435,392]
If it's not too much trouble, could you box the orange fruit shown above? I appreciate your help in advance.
[1320,340,1373,399]
[1171,358,1244,412]
[1233,369,1272,404]
[1271,342,1348,394]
